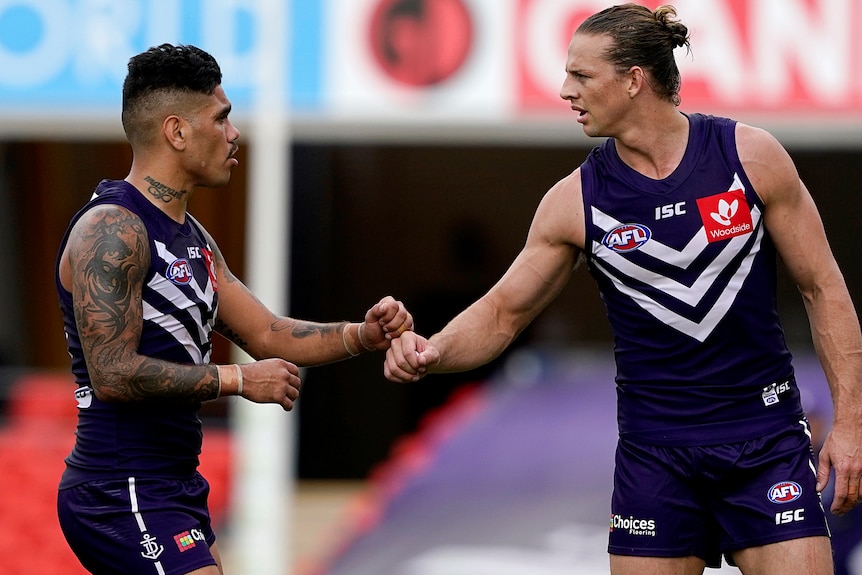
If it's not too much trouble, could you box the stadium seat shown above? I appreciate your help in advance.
[0,373,233,575]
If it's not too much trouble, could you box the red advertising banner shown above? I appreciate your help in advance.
[334,0,862,125]
[518,0,862,117]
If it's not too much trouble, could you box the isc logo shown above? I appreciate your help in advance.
[775,509,805,525]
[768,481,802,503]
[655,202,686,220]
[602,224,651,252]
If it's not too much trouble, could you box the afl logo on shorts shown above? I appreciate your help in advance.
[602,224,651,252]
[167,258,193,285]
[768,481,802,503]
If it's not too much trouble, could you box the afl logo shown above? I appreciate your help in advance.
[602,224,652,252]
[369,0,473,87]
[768,481,802,504]
[167,258,193,285]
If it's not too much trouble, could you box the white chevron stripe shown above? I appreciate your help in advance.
[144,241,216,363]
[591,173,747,269]
[142,298,206,364]
[592,207,708,267]
[592,206,762,306]
[154,241,215,305]
[593,220,764,342]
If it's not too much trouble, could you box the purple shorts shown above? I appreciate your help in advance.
[57,473,217,575]
[609,420,829,567]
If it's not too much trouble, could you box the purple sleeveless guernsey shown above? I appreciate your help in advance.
[580,113,802,446]
[55,180,218,487]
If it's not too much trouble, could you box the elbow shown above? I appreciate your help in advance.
[87,365,134,402]
[90,380,124,402]
[797,272,847,308]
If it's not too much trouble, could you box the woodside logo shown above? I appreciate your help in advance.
[696,188,753,243]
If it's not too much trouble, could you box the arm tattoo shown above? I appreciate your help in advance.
[271,318,341,339]
[125,360,220,403]
[215,318,249,349]
[73,207,146,346]
[144,175,187,203]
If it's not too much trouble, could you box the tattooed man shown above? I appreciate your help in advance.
[54,44,412,575]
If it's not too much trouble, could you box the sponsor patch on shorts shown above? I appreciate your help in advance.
[173,528,205,552]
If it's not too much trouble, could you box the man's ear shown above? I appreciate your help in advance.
[627,66,646,98]
[163,115,187,150]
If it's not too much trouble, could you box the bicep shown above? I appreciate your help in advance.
[486,175,583,330]
[738,124,839,291]
[213,275,280,357]
[486,241,578,331]
[68,205,149,377]
[207,237,279,358]
[766,180,840,293]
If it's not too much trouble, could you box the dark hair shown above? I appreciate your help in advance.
[577,4,690,105]
[121,44,222,144]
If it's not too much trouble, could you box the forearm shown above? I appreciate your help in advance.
[426,252,570,375]
[804,284,862,423]
[88,352,221,403]
[427,298,521,374]
[235,317,373,367]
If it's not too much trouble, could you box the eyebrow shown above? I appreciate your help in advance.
[215,104,231,120]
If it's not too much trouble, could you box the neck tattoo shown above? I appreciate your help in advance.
[144,176,187,203]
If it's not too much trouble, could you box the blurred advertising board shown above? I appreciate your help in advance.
[1,0,860,140]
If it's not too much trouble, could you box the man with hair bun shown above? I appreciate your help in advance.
[385,4,862,574]
[55,43,414,575]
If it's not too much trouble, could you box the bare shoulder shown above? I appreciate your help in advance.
[70,202,147,240]
[735,122,799,204]
[549,166,583,196]
[530,167,586,250]
[61,203,150,285]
